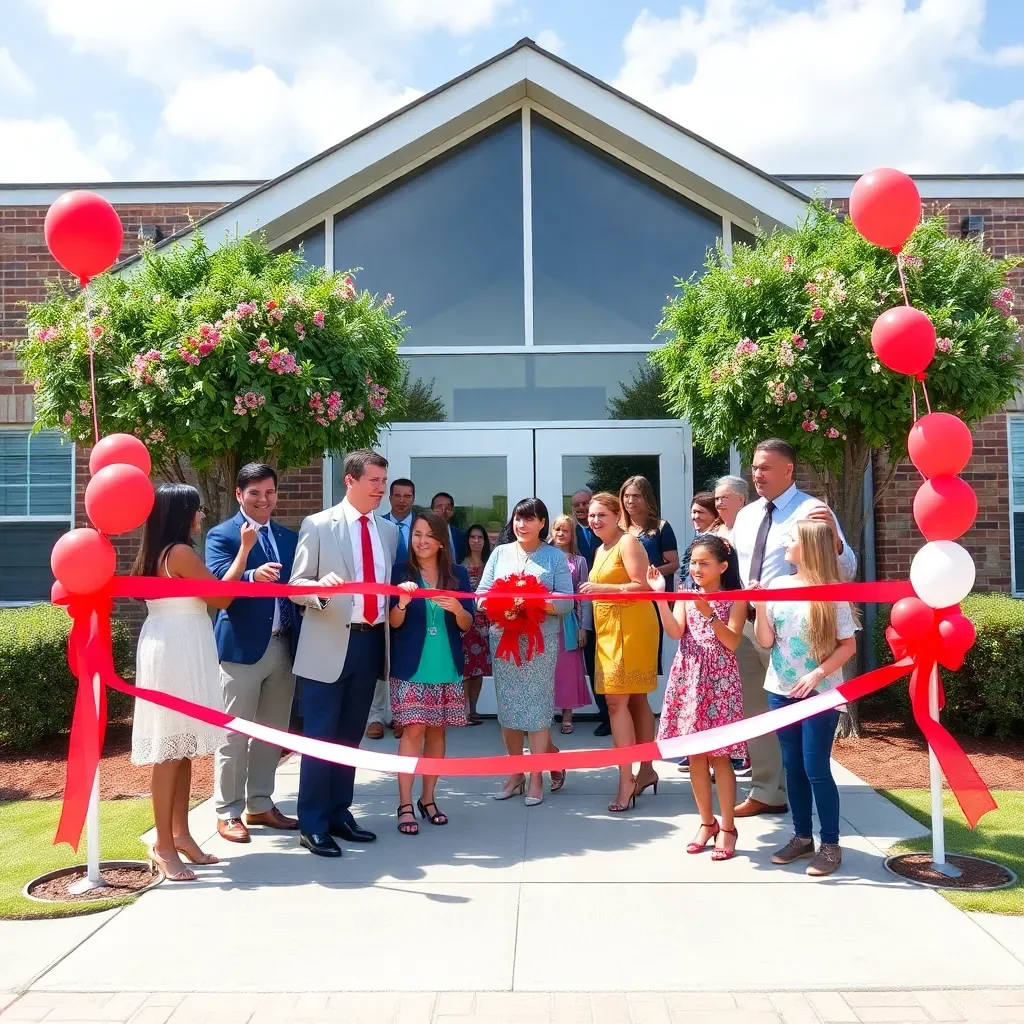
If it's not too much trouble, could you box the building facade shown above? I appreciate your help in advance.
[3,39,1024,634]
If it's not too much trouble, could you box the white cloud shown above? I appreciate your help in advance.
[987,44,1024,67]
[0,118,115,180]
[377,0,517,34]
[536,29,565,55]
[614,0,1024,173]
[0,46,36,98]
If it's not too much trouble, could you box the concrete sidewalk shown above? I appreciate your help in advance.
[1,722,1022,1006]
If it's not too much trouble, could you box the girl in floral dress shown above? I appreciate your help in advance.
[461,524,492,724]
[647,534,747,861]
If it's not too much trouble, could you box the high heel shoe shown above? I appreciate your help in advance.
[417,798,448,825]
[491,775,526,801]
[636,769,659,797]
[173,837,219,865]
[608,778,638,813]
[525,774,544,806]
[686,819,720,854]
[396,804,419,835]
[711,826,738,861]
[147,848,196,882]
[550,769,566,793]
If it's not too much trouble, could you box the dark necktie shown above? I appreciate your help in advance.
[396,520,409,563]
[360,515,379,624]
[748,500,776,584]
[259,524,292,634]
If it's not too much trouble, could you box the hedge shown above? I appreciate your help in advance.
[0,604,134,752]
[871,593,1024,738]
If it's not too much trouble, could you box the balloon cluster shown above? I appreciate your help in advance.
[850,169,978,662]
[51,435,154,595]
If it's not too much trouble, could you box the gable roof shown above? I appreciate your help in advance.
[119,37,811,269]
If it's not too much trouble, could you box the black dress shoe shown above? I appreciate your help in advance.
[299,832,342,857]
[594,722,612,737]
[329,819,377,843]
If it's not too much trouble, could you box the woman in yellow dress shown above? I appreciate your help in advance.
[579,491,659,812]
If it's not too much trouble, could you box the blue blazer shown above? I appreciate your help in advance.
[388,562,474,681]
[576,522,597,568]
[205,511,299,665]
[449,526,468,563]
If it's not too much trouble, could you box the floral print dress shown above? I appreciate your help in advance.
[461,563,491,677]
[657,598,747,759]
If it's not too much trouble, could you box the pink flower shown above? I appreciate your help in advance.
[62,411,73,426]
[1000,352,1013,362]
[743,277,753,287]
[783,255,795,272]
[257,336,272,353]
[294,322,306,340]
[316,416,329,427]
[265,300,278,311]
[734,338,758,356]
[145,349,162,362]
[198,341,215,357]
[79,400,91,415]
[778,340,794,367]
[270,308,284,322]
[710,369,722,382]
[792,334,806,350]
[236,301,257,318]
[805,283,819,296]
[334,277,356,302]
[819,408,828,419]
[268,351,299,375]
[787,391,798,402]
[903,256,923,270]
[286,294,302,306]
[826,427,840,438]
[937,337,952,352]
[801,376,812,389]
[343,410,357,426]
[801,420,819,432]
[1001,287,1014,302]
[37,326,61,343]
[312,310,325,328]
[327,391,341,408]
[244,392,260,409]
[811,307,824,321]
[771,381,786,406]
[149,429,165,442]
[89,325,104,341]
[248,351,262,364]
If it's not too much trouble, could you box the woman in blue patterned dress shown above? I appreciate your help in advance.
[476,498,573,806]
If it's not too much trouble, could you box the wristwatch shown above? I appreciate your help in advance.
[702,610,716,622]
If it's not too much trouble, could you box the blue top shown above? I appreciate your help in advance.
[205,510,299,665]
[388,562,475,682]
[476,542,573,634]
[635,520,678,592]
[575,522,598,567]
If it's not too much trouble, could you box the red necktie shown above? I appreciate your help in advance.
[359,515,379,624]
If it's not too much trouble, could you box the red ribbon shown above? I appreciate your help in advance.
[485,572,549,666]
[50,575,991,849]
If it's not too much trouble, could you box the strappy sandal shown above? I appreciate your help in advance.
[396,803,419,835]
[147,847,196,882]
[712,826,738,861]
[608,777,638,813]
[173,837,219,865]
[687,819,720,854]
[560,721,574,734]
[550,769,566,792]
[417,798,448,826]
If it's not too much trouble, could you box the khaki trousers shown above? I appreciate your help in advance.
[736,621,787,806]
[214,636,295,819]
[367,677,391,726]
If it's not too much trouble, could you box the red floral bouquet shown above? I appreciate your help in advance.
[485,572,550,667]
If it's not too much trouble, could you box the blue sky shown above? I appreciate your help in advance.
[1,0,1023,181]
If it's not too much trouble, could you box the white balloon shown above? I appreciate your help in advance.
[910,541,976,609]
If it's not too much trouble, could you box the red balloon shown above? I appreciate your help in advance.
[938,613,976,654]
[51,529,116,595]
[908,412,973,479]
[871,306,936,376]
[890,597,935,642]
[50,580,69,604]
[85,464,154,535]
[849,168,922,252]
[44,191,124,286]
[89,433,152,476]
[913,476,978,542]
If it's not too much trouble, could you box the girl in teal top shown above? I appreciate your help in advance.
[388,512,475,836]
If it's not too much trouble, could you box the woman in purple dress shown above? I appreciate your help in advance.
[550,515,591,734]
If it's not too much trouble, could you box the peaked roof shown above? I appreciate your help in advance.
[120,37,811,268]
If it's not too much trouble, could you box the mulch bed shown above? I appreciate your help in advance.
[27,865,157,902]
[0,723,214,802]
[886,853,1016,890]
[832,713,1023,790]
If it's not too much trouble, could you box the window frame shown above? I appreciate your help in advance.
[1008,413,1024,597]
[0,427,75,607]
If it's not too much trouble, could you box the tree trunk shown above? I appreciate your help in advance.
[155,453,239,539]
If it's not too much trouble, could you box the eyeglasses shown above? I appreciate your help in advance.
[198,505,209,516]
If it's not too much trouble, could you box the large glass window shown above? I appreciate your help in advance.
[333,116,524,346]
[400,352,674,422]
[530,115,722,346]
[0,430,73,603]
[275,223,325,269]
[1011,416,1024,596]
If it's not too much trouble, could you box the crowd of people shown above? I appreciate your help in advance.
[128,439,858,882]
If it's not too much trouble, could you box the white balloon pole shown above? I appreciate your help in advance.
[927,662,961,877]
[67,672,109,894]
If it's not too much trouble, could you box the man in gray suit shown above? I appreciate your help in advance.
[290,449,399,857]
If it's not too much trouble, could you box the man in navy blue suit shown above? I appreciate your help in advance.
[431,491,467,562]
[206,463,300,844]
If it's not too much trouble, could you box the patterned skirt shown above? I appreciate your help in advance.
[389,677,468,728]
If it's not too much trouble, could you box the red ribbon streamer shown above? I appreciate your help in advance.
[51,575,991,849]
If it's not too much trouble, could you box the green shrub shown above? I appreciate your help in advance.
[872,593,1024,738]
[0,604,134,752]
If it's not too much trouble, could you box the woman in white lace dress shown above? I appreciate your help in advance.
[131,483,258,881]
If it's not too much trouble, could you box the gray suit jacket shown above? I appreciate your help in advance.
[289,504,399,684]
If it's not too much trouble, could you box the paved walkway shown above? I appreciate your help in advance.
[2,723,1023,1020]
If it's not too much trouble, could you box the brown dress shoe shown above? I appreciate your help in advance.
[365,722,385,740]
[734,797,789,817]
[392,723,404,739]
[245,807,299,830]
[217,817,251,843]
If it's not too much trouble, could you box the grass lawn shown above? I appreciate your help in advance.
[0,799,154,919]
[882,788,1022,915]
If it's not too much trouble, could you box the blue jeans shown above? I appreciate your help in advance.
[767,692,841,845]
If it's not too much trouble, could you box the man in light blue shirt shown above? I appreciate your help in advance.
[731,439,857,817]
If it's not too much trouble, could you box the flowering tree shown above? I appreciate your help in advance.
[17,231,404,524]
[654,201,1024,553]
